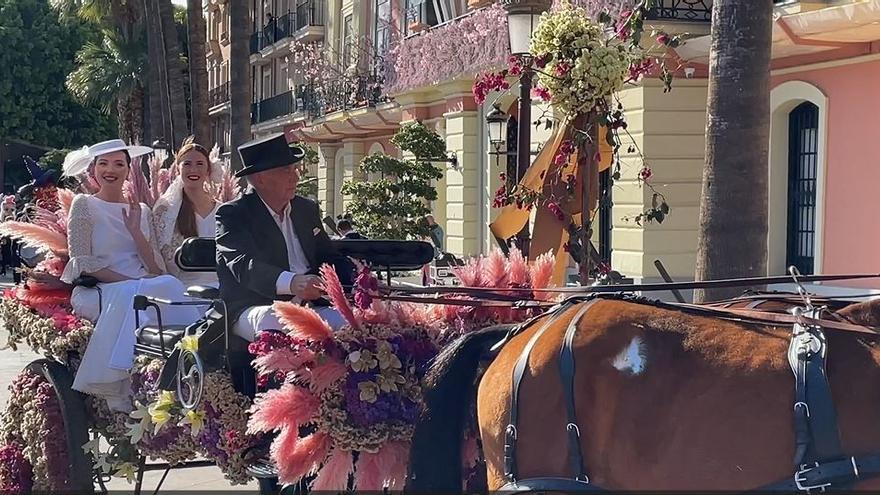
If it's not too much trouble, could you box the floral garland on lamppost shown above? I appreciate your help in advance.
[474,1,678,283]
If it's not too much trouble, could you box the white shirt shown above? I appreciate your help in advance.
[257,195,310,296]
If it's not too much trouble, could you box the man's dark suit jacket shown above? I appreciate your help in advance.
[215,190,355,322]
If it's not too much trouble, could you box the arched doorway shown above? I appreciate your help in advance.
[768,81,827,276]
[786,101,819,275]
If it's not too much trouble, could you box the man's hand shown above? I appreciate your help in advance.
[290,274,322,301]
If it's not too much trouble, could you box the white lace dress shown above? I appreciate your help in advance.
[61,194,200,410]
[151,199,219,288]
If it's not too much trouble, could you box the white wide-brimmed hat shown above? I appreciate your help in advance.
[62,139,154,177]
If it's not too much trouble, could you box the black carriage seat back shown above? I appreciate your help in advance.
[175,237,220,299]
[176,237,436,275]
[333,239,435,272]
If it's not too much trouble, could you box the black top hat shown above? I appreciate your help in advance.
[235,133,306,178]
[24,156,58,186]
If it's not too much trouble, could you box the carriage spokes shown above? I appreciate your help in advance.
[176,349,204,410]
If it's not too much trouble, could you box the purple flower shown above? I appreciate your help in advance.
[0,442,33,493]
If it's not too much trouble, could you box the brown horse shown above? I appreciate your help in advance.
[407,294,880,491]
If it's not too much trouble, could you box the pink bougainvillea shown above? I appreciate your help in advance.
[383,4,510,95]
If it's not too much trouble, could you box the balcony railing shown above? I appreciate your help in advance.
[295,0,324,30]
[299,71,387,119]
[252,90,297,124]
[209,82,229,107]
[645,0,712,22]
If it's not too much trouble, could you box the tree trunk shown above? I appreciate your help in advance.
[157,0,190,148]
[187,0,211,146]
[693,0,773,303]
[229,0,252,171]
[145,0,164,145]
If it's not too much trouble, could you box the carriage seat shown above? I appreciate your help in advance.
[135,325,188,348]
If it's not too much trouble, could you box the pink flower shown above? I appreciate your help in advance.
[639,166,653,181]
[656,33,670,45]
[554,62,572,76]
[531,86,551,102]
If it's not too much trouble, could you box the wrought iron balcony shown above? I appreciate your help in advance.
[645,0,712,22]
[295,0,324,29]
[249,31,266,54]
[253,90,298,124]
[209,82,229,107]
[299,71,388,119]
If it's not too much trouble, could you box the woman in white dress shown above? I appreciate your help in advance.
[60,139,200,411]
[151,138,220,288]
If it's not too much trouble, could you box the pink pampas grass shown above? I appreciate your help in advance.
[484,250,509,288]
[272,301,333,342]
[318,264,359,330]
[507,247,529,287]
[247,384,319,434]
[306,359,348,393]
[276,432,330,486]
[0,222,68,256]
[453,258,483,287]
[530,250,557,299]
[381,441,411,489]
[353,451,385,490]
[269,426,300,477]
[252,347,316,376]
[310,448,353,492]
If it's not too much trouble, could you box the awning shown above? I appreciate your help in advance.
[676,0,880,63]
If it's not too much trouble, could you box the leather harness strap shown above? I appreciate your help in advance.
[559,300,601,482]
[504,300,578,482]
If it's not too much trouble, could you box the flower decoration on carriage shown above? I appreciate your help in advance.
[246,301,435,490]
[247,247,559,490]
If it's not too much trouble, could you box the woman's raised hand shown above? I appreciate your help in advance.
[121,199,143,238]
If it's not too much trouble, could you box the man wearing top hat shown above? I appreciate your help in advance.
[216,133,354,340]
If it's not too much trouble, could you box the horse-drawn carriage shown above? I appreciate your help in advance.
[5,211,880,492]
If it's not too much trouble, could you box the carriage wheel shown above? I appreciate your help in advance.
[25,359,95,492]
[176,349,204,410]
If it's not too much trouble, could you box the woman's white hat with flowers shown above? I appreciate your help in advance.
[62,139,154,177]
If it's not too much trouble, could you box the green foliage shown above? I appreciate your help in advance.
[66,28,146,113]
[0,0,115,148]
[37,148,72,175]
[294,142,319,201]
[342,122,445,240]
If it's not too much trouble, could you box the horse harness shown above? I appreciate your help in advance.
[497,293,880,492]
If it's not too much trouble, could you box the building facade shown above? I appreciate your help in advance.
[204,0,880,292]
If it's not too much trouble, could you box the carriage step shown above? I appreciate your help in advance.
[246,457,278,479]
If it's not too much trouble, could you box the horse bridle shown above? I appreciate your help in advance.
[496,293,880,493]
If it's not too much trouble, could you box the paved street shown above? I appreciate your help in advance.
[0,274,258,491]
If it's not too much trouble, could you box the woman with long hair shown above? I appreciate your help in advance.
[152,137,220,288]
[60,140,200,411]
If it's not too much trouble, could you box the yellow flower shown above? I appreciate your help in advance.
[114,462,138,483]
[358,381,379,403]
[177,335,198,353]
[148,405,171,434]
[180,409,205,437]
[348,349,378,372]
[376,371,406,393]
[375,341,402,370]
[155,390,176,410]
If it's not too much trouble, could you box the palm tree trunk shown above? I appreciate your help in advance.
[145,0,165,145]
[229,0,251,171]
[187,0,211,146]
[157,0,189,148]
[693,1,773,303]
[130,83,146,145]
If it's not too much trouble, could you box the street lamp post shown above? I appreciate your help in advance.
[500,0,552,258]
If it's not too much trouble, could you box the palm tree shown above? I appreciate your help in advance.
[229,0,251,171]
[66,29,147,143]
[144,0,189,148]
[693,0,773,302]
[186,0,211,146]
